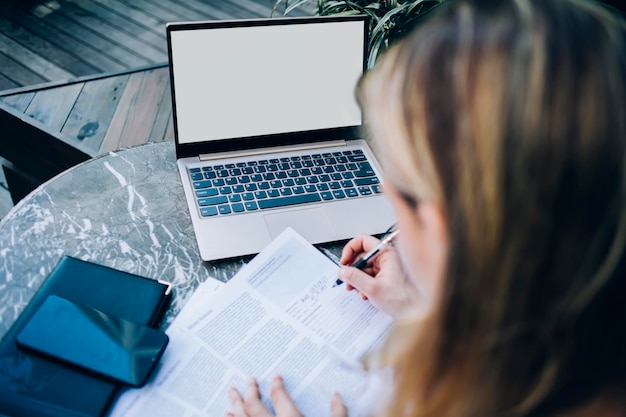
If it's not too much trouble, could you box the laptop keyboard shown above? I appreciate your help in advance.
[188,150,382,217]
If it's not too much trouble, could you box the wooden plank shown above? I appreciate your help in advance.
[25,84,84,132]
[149,85,173,143]
[0,32,74,82]
[163,114,174,143]
[217,0,275,18]
[51,0,166,63]
[114,0,190,26]
[0,72,19,91]
[117,67,170,148]
[0,13,99,77]
[65,0,167,51]
[61,74,130,153]
[0,92,35,113]
[91,0,168,36]
[0,51,46,86]
[6,0,150,68]
[167,0,239,20]
[100,68,170,151]
[0,2,126,75]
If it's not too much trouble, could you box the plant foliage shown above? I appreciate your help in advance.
[272,0,446,67]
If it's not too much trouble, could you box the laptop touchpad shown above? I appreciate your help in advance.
[264,207,337,242]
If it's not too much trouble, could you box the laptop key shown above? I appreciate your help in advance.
[225,178,238,185]
[204,171,217,179]
[321,191,333,200]
[198,196,228,206]
[218,205,232,215]
[242,193,254,201]
[229,194,242,202]
[200,207,218,217]
[233,185,245,193]
[268,189,280,197]
[258,193,322,209]
[354,169,375,178]
[191,173,204,181]
[196,188,218,197]
[354,177,380,186]
[245,201,259,211]
[348,154,367,162]
[193,180,212,189]
[189,167,201,173]
[232,203,245,213]
[333,190,346,199]
[346,188,359,197]
[259,182,270,190]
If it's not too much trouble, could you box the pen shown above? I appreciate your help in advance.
[335,224,398,286]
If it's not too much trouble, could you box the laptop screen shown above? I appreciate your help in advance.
[167,17,366,149]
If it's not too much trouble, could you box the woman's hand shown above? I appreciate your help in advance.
[338,234,422,318]
[226,375,347,417]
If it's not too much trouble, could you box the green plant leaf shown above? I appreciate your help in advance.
[372,2,410,34]
[285,0,312,14]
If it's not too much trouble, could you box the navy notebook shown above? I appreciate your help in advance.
[0,256,172,417]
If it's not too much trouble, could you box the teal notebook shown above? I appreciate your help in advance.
[0,256,172,417]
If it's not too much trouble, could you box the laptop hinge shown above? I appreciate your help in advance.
[199,140,347,161]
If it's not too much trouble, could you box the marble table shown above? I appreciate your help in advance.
[0,141,345,338]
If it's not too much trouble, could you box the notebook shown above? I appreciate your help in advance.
[0,256,172,417]
[166,15,395,261]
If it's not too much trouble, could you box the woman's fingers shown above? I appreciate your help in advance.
[340,234,381,265]
[243,378,273,417]
[338,266,377,300]
[330,392,348,417]
[269,376,303,417]
[229,387,248,416]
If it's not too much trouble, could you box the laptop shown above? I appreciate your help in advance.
[166,15,395,261]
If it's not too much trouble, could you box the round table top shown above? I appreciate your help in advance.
[0,141,344,338]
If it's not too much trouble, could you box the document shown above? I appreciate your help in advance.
[109,228,393,417]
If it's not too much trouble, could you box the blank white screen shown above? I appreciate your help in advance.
[170,20,364,144]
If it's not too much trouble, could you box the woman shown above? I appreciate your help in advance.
[228,0,626,415]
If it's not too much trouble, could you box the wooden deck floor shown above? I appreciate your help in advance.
[0,0,307,90]
[0,0,313,218]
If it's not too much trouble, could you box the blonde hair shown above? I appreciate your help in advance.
[359,0,626,415]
